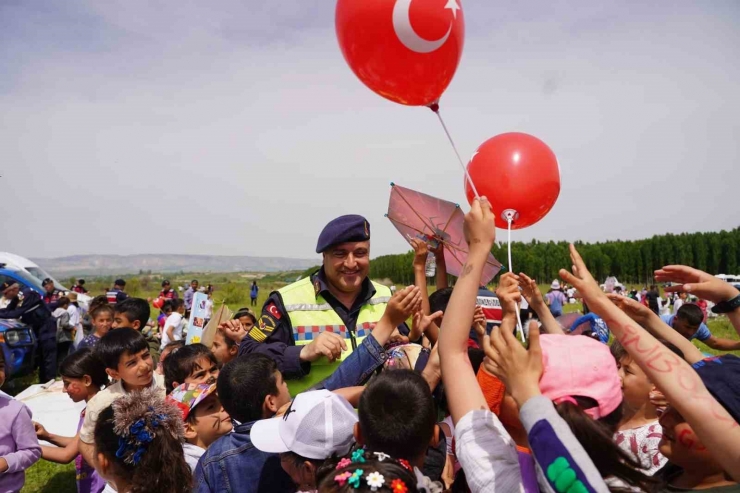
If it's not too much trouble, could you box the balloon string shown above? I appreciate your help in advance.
[507,216,526,343]
[429,105,480,199]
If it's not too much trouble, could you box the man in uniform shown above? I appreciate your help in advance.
[0,281,58,382]
[239,215,401,394]
[106,279,128,304]
[42,278,63,305]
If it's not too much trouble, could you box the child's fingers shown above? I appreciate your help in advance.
[527,321,541,353]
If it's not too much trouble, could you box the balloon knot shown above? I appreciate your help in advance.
[428,103,439,113]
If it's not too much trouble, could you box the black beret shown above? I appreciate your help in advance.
[316,215,371,254]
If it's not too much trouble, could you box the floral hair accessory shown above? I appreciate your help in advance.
[348,469,364,488]
[398,458,412,471]
[111,387,183,465]
[366,471,385,491]
[351,448,367,463]
[336,458,353,470]
[334,471,352,486]
[373,452,390,462]
[391,478,409,493]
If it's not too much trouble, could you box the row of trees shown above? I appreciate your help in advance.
[370,228,740,286]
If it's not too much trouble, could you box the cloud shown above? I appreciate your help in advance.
[1,0,739,263]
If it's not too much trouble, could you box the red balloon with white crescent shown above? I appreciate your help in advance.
[465,133,561,230]
[336,0,465,106]
[152,297,164,309]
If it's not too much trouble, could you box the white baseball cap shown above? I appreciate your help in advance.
[251,390,357,460]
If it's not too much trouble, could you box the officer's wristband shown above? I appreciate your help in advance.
[711,294,740,314]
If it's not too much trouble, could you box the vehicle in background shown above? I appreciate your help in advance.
[0,319,37,380]
[0,252,91,306]
[715,274,740,290]
[0,265,45,295]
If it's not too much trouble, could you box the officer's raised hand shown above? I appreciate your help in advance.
[299,331,347,363]
[383,285,422,327]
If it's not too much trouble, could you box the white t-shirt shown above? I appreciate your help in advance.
[161,312,185,348]
[204,299,213,319]
[673,298,684,315]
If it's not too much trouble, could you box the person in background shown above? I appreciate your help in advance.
[78,303,114,351]
[159,280,178,300]
[184,280,199,312]
[161,299,186,350]
[645,285,660,315]
[661,303,740,352]
[0,349,42,492]
[42,278,62,305]
[233,307,257,334]
[545,280,567,318]
[204,288,214,326]
[67,292,83,347]
[72,279,89,295]
[157,300,174,333]
[0,281,58,383]
[112,297,161,366]
[695,298,709,322]
[52,296,75,363]
[250,281,259,307]
[34,348,108,493]
[673,292,687,315]
[106,279,128,304]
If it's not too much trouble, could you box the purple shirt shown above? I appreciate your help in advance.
[0,392,41,492]
[76,410,106,493]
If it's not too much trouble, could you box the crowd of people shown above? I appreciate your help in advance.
[1,200,740,493]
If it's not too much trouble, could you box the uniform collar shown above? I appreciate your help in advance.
[312,268,375,304]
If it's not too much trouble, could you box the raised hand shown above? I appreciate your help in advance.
[219,319,249,344]
[384,286,422,327]
[410,238,429,271]
[463,197,496,254]
[473,306,487,340]
[299,331,347,363]
[606,293,654,326]
[518,273,545,308]
[558,244,609,314]
[495,272,521,316]
[656,265,740,304]
[411,309,444,342]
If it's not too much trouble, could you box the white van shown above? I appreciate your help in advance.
[0,252,91,305]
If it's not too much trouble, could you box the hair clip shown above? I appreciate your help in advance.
[336,458,352,470]
[373,452,390,462]
[391,479,409,493]
[398,458,412,472]
[335,471,352,486]
[351,448,367,463]
[348,469,364,488]
[366,471,385,491]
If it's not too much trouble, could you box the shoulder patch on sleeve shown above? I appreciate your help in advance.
[248,314,276,343]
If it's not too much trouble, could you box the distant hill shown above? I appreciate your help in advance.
[31,254,319,276]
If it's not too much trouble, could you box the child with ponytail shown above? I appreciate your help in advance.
[93,387,191,493]
[34,347,109,493]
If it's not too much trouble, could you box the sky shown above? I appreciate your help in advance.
[2,0,739,263]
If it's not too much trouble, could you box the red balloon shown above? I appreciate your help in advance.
[152,297,164,309]
[336,0,465,106]
[465,133,560,230]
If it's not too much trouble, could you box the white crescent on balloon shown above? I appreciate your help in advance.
[392,0,460,54]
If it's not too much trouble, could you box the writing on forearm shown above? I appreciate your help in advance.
[460,264,473,278]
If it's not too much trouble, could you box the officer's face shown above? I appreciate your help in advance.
[44,283,54,293]
[323,241,370,294]
[2,285,19,299]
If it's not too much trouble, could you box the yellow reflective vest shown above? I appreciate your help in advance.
[278,276,391,395]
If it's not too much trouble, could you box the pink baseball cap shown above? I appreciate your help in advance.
[538,334,622,419]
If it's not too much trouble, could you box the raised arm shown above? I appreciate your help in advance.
[431,242,449,290]
[410,239,432,316]
[519,273,564,335]
[561,245,740,481]
[438,198,495,425]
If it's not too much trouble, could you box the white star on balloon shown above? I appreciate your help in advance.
[445,0,461,19]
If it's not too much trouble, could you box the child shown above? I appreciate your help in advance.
[656,355,740,491]
[355,370,442,490]
[211,327,238,366]
[611,341,670,476]
[53,296,75,361]
[194,353,294,492]
[79,304,114,350]
[157,301,173,334]
[157,340,185,375]
[163,343,219,393]
[77,328,165,473]
[93,387,191,492]
[317,451,423,493]
[113,297,161,365]
[165,383,233,473]
[251,389,359,492]
[0,349,42,492]
[161,299,186,349]
[233,307,257,334]
[34,348,109,493]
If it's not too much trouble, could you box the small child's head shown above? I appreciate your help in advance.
[252,390,358,490]
[358,370,437,467]
[671,304,704,339]
[97,328,153,388]
[317,450,420,493]
[91,304,114,336]
[94,387,191,493]
[164,343,219,393]
[217,353,290,424]
[59,348,108,403]
[166,383,233,449]
[212,328,238,366]
[538,335,654,490]
[428,288,452,325]
[171,298,186,314]
[659,355,740,477]
[610,341,653,413]
[112,298,151,331]
[233,308,257,332]
[57,296,71,309]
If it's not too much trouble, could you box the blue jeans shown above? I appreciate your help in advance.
[315,333,386,391]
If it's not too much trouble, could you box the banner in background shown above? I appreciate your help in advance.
[186,292,209,344]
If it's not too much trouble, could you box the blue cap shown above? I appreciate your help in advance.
[316,215,370,253]
[693,355,740,424]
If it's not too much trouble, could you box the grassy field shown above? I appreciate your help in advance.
[9,274,740,491]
